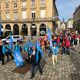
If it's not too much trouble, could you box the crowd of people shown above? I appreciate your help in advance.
[0,30,80,79]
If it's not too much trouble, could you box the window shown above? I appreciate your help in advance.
[14,12,18,20]
[22,11,26,19]
[22,1,26,7]
[31,0,35,6]
[31,11,35,19]
[40,10,45,18]
[0,13,1,19]
[14,3,17,8]
[6,3,9,8]
[40,0,45,5]
[0,4,1,9]
[6,12,10,19]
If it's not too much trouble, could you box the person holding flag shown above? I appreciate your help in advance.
[13,40,23,67]
[5,42,14,62]
[0,37,5,65]
[23,39,33,63]
[30,41,44,79]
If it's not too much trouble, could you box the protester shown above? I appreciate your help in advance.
[45,40,50,56]
[14,40,22,52]
[65,38,71,55]
[52,43,59,65]
[30,45,43,79]
[5,42,14,62]
[40,38,45,53]
[0,37,5,65]
[61,38,66,55]
[23,43,29,62]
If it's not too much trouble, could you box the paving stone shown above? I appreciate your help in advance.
[0,46,80,80]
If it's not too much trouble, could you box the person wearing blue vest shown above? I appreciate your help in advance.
[5,42,14,62]
[52,43,59,65]
[30,45,43,79]
[0,41,6,65]
[23,42,32,63]
[14,40,22,52]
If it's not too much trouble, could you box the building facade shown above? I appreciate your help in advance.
[73,5,80,33]
[61,19,66,30]
[0,0,58,36]
[67,18,73,29]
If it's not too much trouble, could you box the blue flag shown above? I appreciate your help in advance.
[35,41,44,62]
[46,27,53,48]
[9,33,13,49]
[23,42,28,52]
[27,39,33,48]
[13,50,23,67]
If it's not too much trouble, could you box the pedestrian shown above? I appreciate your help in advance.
[65,39,71,55]
[61,39,66,55]
[30,45,43,79]
[56,35,60,47]
[52,43,59,65]
[45,40,50,56]
[0,37,5,65]
[5,42,14,62]
[14,40,22,53]
[40,38,45,53]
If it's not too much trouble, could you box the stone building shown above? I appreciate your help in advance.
[0,0,58,36]
[61,19,66,30]
[67,18,73,29]
[73,5,80,33]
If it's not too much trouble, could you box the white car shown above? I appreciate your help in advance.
[2,35,23,43]
[40,30,46,35]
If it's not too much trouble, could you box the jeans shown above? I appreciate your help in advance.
[66,48,70,55]
[62,47,65,55]
[31,58,42,78]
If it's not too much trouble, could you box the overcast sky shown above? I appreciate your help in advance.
[56,0,80,22]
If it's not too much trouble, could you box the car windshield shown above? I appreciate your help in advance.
[7,37,10,39]
[13,36,20,38]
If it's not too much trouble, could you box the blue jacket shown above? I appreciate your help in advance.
[52,46,59,55]
[2,45,6,54]
[23,43,28,52]
[14,44,22,51]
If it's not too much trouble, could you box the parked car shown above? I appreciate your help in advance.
[40,30,46,35]
[2,35,23,44]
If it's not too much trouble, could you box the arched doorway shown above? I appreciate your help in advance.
[5,24,11,36]
[22,24,28,36]
[0,24,3,36]
[30,24,37,36]
[40,24,46,36]
[13,24,19,35]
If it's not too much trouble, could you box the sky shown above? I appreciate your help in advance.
[56,0,80,22]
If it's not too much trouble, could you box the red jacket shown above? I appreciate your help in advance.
[66,39,70,48]
[61,40,66,47]
[56,38,60,43]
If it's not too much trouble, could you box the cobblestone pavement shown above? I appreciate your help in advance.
[0,46,80,80]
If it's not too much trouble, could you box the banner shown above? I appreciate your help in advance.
[13,50,23,67]
[46,27,53,48]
